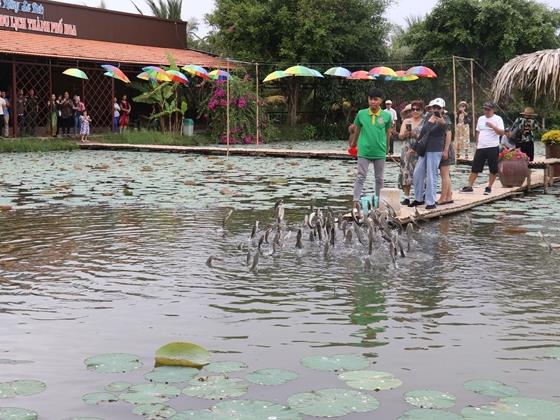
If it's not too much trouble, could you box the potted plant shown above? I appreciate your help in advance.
[498,147,529,187]
[541,130,560,176]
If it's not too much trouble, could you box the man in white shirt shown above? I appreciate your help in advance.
[460,101,505,195]
[385,100,397,154]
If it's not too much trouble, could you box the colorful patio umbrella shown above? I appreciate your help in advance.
[142,66,172,82]
[347,70,372,80]
[384,70,419,82]
[101,64,130,83]
[63,68,88,80]
[324,67,352,78]
[406,66,437,78]
[263,70,291,83]
[137,72,151,81]
[310,69,324,78]
[166,69,189,84]
[208,69,231,81]
[368,66,398,78]
[182,64,210,80]
[285,65,321,77]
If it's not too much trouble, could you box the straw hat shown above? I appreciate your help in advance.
[458,100,468,107]
[521,107,537,116]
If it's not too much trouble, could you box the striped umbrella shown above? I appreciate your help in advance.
[368,66,398,78]
[137,72,151,81]
[166,70,189,84]
[324,67,352,78]
[263,70,291,83]
[63,68,88,80]
[384,70,419,82]
[209,69,231,81]
[142,66,172,82]
[101,64,130,83]
[285,65,321,77]
[182,64,211,80]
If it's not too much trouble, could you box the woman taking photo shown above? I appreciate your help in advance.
[398,100,424,205]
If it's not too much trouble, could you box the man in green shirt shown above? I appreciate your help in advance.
[349,88,392,210]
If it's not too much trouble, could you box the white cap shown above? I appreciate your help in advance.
[428,98,445,108]
[385,100,392,104]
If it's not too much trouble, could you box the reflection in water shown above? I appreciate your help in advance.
[0,151,559,419]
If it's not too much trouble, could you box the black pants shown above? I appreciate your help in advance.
[61,117,72,135]
[24,114,37,136]
[517,141,534,162]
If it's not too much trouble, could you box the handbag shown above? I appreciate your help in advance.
[412,123,439,157]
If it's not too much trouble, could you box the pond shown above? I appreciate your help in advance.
[1,145,559,419]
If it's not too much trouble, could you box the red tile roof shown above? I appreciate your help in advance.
[0,31,226,67]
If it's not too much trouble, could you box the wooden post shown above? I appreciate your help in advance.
[255,62,260,146]
[470,59,476,138]
[543,166,548,194]
[226,59,230,157]
[452,56,457,144]
[11,60,17,137]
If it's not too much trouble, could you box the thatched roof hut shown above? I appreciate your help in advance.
[492,49,560,105]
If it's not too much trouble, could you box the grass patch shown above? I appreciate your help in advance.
[0,138,79,153]
[97,130,214,146]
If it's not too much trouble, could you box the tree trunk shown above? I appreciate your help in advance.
[286,78,299,128]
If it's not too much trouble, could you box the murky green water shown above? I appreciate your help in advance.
[1,144,559,419]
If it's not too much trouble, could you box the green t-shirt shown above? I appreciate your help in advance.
[354,108,392,159]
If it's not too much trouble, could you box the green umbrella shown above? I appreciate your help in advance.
[263,70,291,83]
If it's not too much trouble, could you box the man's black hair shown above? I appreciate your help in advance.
[368,88,384,99]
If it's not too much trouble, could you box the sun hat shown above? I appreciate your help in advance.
[458,100,468,107]
[482,101,496,109]
[521,107,537,116]
[385,99,392,104]
[428,98,445,108]
[402,103,412,112]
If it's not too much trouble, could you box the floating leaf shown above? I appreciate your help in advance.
[464,379,518,397]
[544,347,560,359]
[404,390,456,409]
[0,380,46,398]
[462,397,560,419]
[204,361,247,374]
[105,381,132,393]
[301,354,369,372]
[145,366,199,383]
[183,376,248,400]
[170,399,301,420]
[399,408,462,419]
[288,388,378,417]
[0,407,38,420]
[338,370,402,391]
[245,368,298,386]
[132,403,177,419]
[121,383,181,405]
[84,353,142,373]
[82,392,118,405]
[155,342,210,368]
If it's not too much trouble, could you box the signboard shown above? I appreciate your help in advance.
[0,0,77,36]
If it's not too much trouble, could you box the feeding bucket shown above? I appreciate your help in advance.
[182,118,194,136]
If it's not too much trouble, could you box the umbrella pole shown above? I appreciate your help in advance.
[452,56,457,142]
[256,62,259,146]
[470,59,476,137]
[227,59,230,156]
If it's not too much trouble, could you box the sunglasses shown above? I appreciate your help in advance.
[411,108,421,111]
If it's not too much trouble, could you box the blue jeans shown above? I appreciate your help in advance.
[413,151,442,206]
[113,116,119,132]
[73,114,80,134]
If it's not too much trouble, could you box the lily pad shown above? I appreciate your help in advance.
[84,353,142,373]
[105,381,133,393]
[462,397,560,419]
[204,361,247,374]
[121,383,181,405]
[338,370,402,391]
[464,379,518,397]
[399,408,462,419]
[183,376,249,400]
[132,403,177,419]
[169,400,301,420]
[301,354,369,372]
[404,390,456,409]
[0,380,46,398]
[0,407,38,420]
[145,366,199,383]
[245,368,298,386]
[288,388,379,417]
[82,392,118,405]
[155,342,210,368]
[544,347,560,359]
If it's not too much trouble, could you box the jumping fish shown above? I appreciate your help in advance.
[222,209,233,228]
[330,227,335,246]
[323,241,329,258]
[406,223,414,252]
[345,229,353,245]
[250,252,259,273]
[258,234,265,253]
[250,220,259,239]
[296,228,304,249]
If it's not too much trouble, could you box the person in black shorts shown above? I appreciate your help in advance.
[460,102,505,195]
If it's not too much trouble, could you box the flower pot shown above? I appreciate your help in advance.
[498,159,528,187]
[545,143,560,177]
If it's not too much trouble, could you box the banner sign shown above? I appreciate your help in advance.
[0,13,77,35]
[1,0,44,15]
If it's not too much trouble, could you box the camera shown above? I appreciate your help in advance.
[433,111,441,118]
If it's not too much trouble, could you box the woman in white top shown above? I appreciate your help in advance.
[112,97,121,133]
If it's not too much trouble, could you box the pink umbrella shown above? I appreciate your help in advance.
[368,66,398,78]
[406,66,437,78]
[347,70,372,80]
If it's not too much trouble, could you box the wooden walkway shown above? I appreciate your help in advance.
[79,142,559,223]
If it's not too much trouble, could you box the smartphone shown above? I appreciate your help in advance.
[433,111,441,118]
[406,123,412,132]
